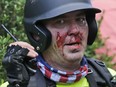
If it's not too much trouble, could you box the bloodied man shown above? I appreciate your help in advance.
[2,0,116,87]
[42,11,88,71]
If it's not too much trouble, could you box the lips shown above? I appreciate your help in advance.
[65,37,82,45]
[64,40,82,46]
[64,39,82,51]
[65,33,83,46]
[65,42,81,51]
[64,42,82,53]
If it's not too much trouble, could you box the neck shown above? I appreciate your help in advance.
[43,54,81,72]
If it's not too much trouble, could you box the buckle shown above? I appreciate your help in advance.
[87,68,93,74]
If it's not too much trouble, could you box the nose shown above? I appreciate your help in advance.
[67,21,80,36]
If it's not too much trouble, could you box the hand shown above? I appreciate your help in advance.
[2,41,38,87]
[9,41,38,58]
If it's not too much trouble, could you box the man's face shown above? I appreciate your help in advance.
[43,11,88,64]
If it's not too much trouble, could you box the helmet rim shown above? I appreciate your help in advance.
[24,3,101,23]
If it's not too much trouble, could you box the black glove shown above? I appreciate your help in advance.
[2,45,36,87]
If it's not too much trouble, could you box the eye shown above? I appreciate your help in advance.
[53,18,67,28]
[76,17,87,26]
[55,19,65,25]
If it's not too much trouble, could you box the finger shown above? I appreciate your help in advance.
[9,41,34,50]
[26,48,38,58]
[18,42,34,50]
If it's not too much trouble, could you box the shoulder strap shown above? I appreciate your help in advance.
[28,69,56,87]
[86,72,98,87]
[86,58,113,87]
[28,69,46,87]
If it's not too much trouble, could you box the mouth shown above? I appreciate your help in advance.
[65,41,81,46]
[64,41,82,52]
[65,33,83,46]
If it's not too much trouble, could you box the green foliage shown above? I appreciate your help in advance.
[0,35,12,84]
[85,31,115,69]
[0,0,25,36]
[0,0,26,85]
[85,31,104,58]
[85,13,115,68]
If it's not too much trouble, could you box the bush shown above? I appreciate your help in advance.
[85,31,114,68]
[0,0,26,85]
[0,35,9,84]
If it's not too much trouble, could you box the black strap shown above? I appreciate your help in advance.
[86,72,98,87]
[28,69,56,87]
[87,58,113,87]
[28,69,46,87]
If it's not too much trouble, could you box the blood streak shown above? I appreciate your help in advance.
[75,32,83,43]
[56,32,83,48]
[69,32,83,44]
[56,32,67,48]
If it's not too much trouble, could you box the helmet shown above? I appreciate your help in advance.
[24,0,101,52]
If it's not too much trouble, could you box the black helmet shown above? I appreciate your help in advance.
[24,0,101,52]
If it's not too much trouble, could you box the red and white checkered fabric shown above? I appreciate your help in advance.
[37,55,88,83]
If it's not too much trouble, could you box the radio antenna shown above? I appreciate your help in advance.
[1,24,18,41]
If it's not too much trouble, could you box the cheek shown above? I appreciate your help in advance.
[84,29,89,40]
[56,32,67,48]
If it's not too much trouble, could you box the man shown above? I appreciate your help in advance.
[1,0,116,87]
